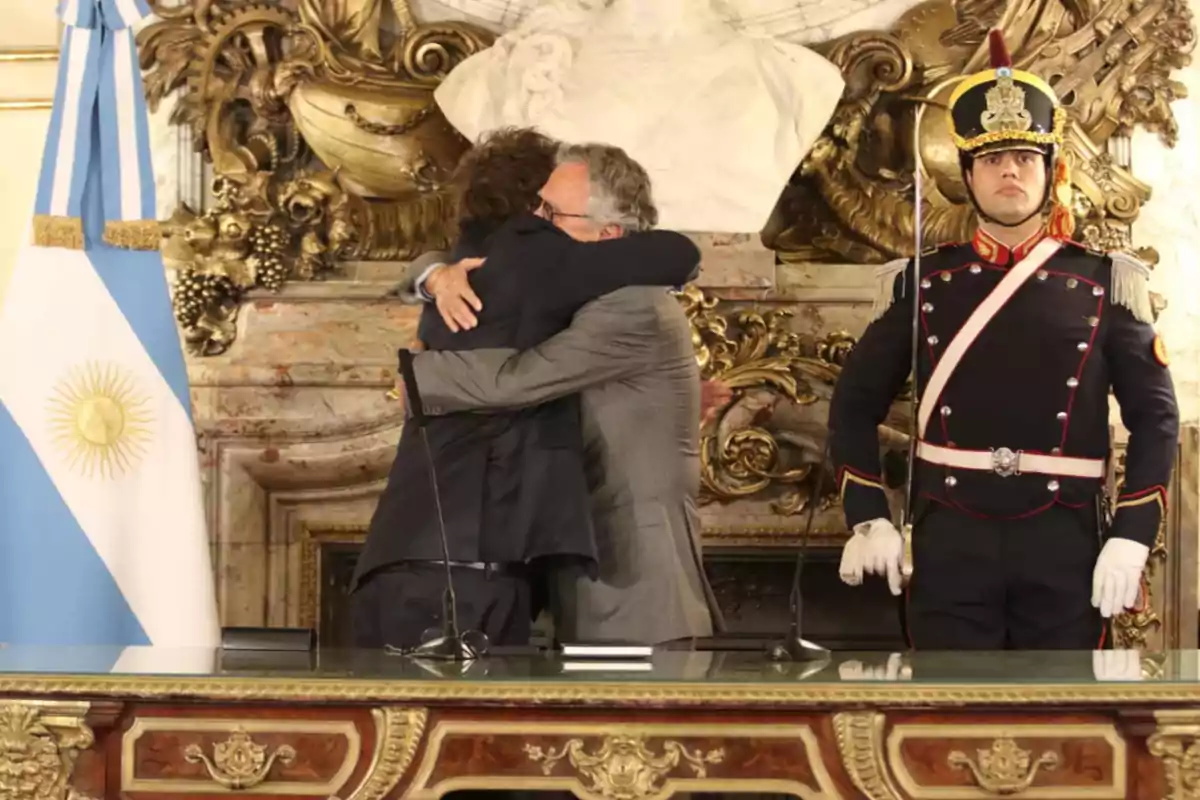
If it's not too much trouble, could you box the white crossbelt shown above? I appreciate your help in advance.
[916,441,1105,479]
[916,237,1063,438]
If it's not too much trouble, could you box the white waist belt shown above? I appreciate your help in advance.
[916,441,1105,479]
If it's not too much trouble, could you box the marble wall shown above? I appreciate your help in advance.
[1131,56,1200,426]
[181,244,875,628]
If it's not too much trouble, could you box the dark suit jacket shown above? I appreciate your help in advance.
[352,214,700,590]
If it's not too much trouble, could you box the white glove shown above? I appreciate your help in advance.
[1091,537,1149,618]
[839,652,911,681]
[1092,649,1144,681]
[839,518,903,595]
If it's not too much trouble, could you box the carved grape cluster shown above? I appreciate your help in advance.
[172,269,236,327]
[249,223,289,291]
[250,223,287,254]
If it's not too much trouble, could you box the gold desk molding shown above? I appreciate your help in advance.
[0,673,1197,708]
[411,720,837,800]
[120,717,361,794]
[0,669,1195,799]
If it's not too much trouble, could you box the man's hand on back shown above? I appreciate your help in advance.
[426,258,485,332]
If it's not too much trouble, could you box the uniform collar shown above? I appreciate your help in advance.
[971,226,1048,265]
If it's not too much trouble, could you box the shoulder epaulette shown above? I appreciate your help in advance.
[1059,237,1102,255]
[1108,251,1155,324]
[870,257,909,322]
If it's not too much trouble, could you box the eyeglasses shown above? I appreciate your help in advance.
[536,197,590,221]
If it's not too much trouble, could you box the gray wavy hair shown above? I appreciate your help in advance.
[556,143,658,232]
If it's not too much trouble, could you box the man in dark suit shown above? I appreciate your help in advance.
[829,30,1179,650]
[351,129,700,651]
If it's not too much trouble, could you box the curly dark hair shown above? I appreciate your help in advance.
[450,126,560,233]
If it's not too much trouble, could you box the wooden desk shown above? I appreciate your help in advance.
[2,647,1199,799]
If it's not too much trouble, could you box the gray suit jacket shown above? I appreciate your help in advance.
[409,285,721,644]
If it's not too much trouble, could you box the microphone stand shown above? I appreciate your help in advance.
[767,97,942,661]
[767,440,831,663]
[396,348,485,662]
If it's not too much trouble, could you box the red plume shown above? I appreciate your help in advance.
[988,29,1013,69]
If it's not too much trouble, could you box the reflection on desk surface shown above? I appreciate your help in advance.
[0,643,1191,684]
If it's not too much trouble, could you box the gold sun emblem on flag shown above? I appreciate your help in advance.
[48,361,153,479]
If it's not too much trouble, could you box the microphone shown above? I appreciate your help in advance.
[395,348,487,662]
[767,439,831,663]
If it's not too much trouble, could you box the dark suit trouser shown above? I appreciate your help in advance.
[352,564,532,649]
[905,504,1106,650]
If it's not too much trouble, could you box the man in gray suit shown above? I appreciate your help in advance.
[396,143,723,644]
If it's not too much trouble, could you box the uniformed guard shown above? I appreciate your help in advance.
[828,29,1180,650]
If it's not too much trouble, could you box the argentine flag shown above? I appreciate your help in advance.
[0,0,219,647]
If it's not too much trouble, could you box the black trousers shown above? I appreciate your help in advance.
[352,563,532,650]
[905,503,1106,650]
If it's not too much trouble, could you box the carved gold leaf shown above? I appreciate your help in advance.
[341,707,428,800]
[679,285,862,517]
[0,701,93,800]
[947,737,1060,794]
[1149,711,1200,800]
[524,734,723,800]
[831,711,904,800]
[140,0,489,356]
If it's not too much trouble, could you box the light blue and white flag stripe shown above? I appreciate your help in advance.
[36,0,155,230]
[0,0,219,647]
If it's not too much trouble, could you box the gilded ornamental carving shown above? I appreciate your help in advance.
[680,285,871,517]
[1148,710,1200,800]
[831,711,905,800]
[525,734,724,800]
[0,701,94,800]
[141,0,1195,355]
[947,737,1060,794]
[341,707,427,800]
[140,0,491,355]
[183,727,296,790]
